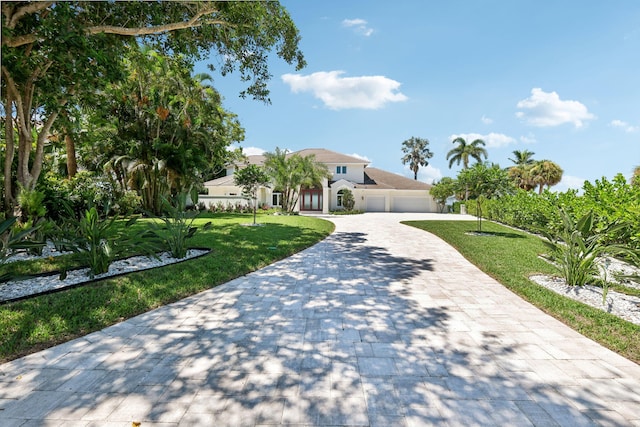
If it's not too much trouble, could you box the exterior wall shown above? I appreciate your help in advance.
[327,163,366,183]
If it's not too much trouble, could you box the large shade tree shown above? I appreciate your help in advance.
[263,148,332,213]
[99,47,244,214]
[1,1,305,213]
[401,136,433,180]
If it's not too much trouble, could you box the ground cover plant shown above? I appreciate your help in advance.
[403,220,640,364]
[0,213,333,362]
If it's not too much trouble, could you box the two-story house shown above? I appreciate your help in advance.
[202,148,438,213]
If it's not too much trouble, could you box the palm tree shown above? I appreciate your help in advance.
[447,137,488,200]
[507,149,536,190]
[632,165,640,186]
[508,149,535,166]
[401,136,434,180]
[529,160,563,194]
[446,137,488,169]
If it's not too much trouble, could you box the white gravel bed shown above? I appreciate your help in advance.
[0,249,209,303]
[529,274,640,326]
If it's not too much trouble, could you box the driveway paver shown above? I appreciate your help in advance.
[1,213,639,426]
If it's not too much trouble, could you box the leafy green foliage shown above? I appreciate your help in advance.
[430,177,457,212]
[57,207,159,278]
[234,164,271,225]
[151,194,210,259]
[457,163,515,231]
[263,148,332,213]
[473,174,640,250]
[341,189,356,211]
[539,209,639,287]
[0,217,45,280]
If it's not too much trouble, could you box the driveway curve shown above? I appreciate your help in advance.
[1,213,639,426]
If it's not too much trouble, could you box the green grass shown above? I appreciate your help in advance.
[403,220,640,364]
[0,213,334,362]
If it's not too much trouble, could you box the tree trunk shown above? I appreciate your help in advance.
[65,133,78,178]
[3,94,16,214]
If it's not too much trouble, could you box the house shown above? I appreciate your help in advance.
[202,148,438,213]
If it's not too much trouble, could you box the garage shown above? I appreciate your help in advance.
[366,196,386,212]
[392,196,430,212]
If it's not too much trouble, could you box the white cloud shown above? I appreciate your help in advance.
[481,115,493,124]
[554,175,586,193]
[519,133,537,144]
[241,146,266,156]
[449,132,517,148]
[342,18,374,36]
[516,88,596,128]
[403,164,442,184]
[349,153,371,162]
[281,71,408,110]
[610,119,638,132]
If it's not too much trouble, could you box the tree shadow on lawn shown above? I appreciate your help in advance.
[0,228,634,425]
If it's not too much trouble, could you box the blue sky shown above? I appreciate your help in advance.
[198,1,640,191]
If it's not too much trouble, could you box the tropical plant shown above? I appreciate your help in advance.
[529,160,564,194]
[234,164,271,225]
[446,137,488,200]
[446,137,488,169]
[632,165,640,187]
[429,177,457,212]
[457,163,514,232]
[263,148,332,213]
[58,207,159,278]
[539,209,639,287]
[151,194,210,259]
[0,217,45,279]
[401,136,434,180]
[508,149,536,166]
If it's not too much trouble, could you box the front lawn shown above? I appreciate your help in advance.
[0,213,334,362]
[403,220,640,364]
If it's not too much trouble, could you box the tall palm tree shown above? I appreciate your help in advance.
[530,160,563,194]
[508,149,535,166]
[401,136,434,180]
[507,149,536,190]
[446,137,488,169]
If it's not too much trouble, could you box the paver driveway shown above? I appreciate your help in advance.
[1,213,639,426]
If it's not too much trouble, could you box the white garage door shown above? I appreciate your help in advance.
[366,196,385,212]
[392,197,429,212]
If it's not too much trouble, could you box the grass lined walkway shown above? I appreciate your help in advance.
[403,220,640,364]
[0,213,334,362]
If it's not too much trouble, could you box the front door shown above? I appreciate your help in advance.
[300,188,323,211]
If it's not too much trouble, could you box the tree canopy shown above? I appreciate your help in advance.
[1,1,305,213]
[446,137,488,169]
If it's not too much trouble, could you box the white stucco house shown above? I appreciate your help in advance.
[201,148,438,213]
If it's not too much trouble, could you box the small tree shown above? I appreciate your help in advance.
[234,164,271,225]
[430,177,457,212]
[341,189,355,211]
[401,136,433,180]
[457,163,514,232]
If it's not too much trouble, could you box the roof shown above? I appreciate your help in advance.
[359,167,432,190]
[291,148,369,165]
[203,174,236,187]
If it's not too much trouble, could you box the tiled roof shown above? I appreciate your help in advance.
[203,174,236,186]
[360,167,432,190]
[291,148,369,165]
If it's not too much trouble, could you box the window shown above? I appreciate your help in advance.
[272,193,282,207]
[335,166,347,174]
[337,189,344,207]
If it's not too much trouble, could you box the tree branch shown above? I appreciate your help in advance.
[3,5,230,47]
[7,1,53,29]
